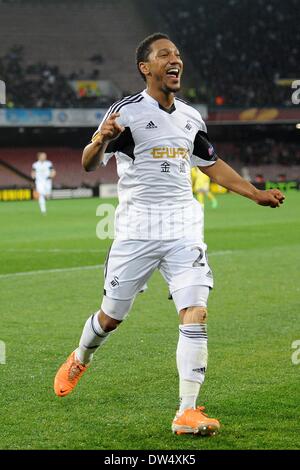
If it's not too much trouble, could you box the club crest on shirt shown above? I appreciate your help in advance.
[110,276,120,288]
[184,120,193,133]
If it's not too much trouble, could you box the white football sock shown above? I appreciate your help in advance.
[176,323,208,413]
[179,381,201,412]
[75,312,110,365]
[38,195,46,213]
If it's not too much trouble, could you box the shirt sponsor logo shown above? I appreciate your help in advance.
[161,162,170,173]
[179,160,186,173]
[150,147,189,160]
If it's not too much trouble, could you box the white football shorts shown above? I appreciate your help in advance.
[103,238,213,304]
[36,179,52,196]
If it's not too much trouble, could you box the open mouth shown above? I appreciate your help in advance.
[166,68,180,79]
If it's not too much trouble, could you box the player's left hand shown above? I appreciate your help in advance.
[255,189,285,208]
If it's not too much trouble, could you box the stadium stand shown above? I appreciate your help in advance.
[1,0,298,107]
[151,0,299,106]
[0,0,150,107]
[216,141,300,167]
[216,142,300,181]
[0,147,117,188]
[0,0,298,192]
[0,163,30,187]
[0,141,298,189]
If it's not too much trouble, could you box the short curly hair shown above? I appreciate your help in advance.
[136,32,170,81]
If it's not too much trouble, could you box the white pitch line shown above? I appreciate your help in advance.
[208,250,233,256]
[3,248,107,253]
[0,250,234,280]
[0,264,104,280]
[2,248,233,255]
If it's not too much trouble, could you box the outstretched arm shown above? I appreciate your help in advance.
[82,112,124,172]
[201,158,285,208]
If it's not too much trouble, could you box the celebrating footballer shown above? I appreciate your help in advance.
[54,33,285,436]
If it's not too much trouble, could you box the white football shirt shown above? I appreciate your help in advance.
[32,160,54,182]
[93,90,217,240]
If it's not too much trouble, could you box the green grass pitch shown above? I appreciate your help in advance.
[0,191,299,450]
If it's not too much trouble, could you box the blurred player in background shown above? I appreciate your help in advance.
[54,33,285,436]
[31,151,56,214]
[191,167,218,209]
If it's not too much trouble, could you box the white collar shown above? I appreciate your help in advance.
[141,89,176,113]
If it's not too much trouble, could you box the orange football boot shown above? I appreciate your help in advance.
[54,351,88,397]
[172,406,220,436]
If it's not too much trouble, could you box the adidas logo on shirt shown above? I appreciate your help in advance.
[145,121,158,129]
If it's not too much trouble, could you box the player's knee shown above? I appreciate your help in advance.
[100,295,134,329]
[98,310,121,332]
[180,306,207,324]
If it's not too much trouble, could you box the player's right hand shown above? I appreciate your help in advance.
[98,112,125,143]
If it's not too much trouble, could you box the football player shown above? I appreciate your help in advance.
[54,33,285,436]
[31,152,55,214]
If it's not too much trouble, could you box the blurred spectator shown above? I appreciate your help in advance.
[215,96,225,106]
[156,0,298,106]
[1,0,298,108]
[254,174,265,183]
[218,141,300,166]
[186,87,197,103]
[89,53,103,65]
[0,45,115,108]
